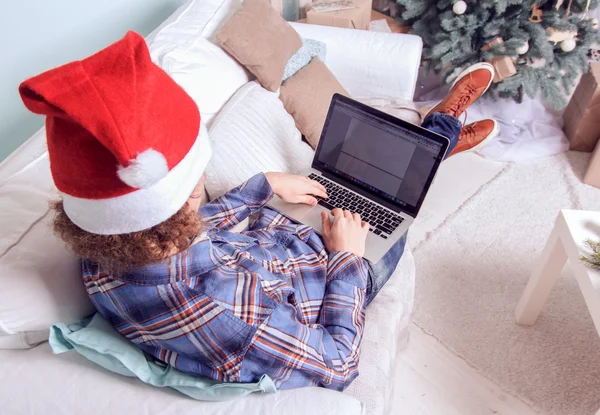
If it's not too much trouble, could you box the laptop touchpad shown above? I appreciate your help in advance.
[268,196,314,221]
[301,205,328,235]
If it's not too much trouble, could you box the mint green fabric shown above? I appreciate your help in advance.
[283,38,326,81]
[49,313,277,401]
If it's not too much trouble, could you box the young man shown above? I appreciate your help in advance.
[20,32,496,391]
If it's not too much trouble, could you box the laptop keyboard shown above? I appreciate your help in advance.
[308,173,404,240]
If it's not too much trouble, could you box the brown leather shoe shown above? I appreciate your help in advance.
[449,119,499,157]
[426,63,494,119]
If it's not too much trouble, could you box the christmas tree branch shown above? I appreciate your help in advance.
[396,0,600,108]
[580,239,600,270]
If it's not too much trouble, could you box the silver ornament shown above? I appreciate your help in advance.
[560,38,576,52]
[452,0,467,14]
[516,40,529,55]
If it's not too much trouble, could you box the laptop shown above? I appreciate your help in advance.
[268,94,449,263]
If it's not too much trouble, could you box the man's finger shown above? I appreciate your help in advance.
[321,211,331,235]
[315,182,328,197]
[331,208,343,217]
[361,220,369,229]
[352,212,361,223]
[343,210,352,219]
[303,195,317,206]
[331,208,344,226]
[311,182,328,199]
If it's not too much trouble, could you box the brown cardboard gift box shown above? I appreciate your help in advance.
[480,38,517,83]
[563,62,600,152]
[584,140,600,188]
[306,0,373,29]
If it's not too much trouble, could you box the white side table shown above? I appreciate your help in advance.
[515,209,600,337]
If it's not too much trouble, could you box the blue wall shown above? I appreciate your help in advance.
[0,0,184,161]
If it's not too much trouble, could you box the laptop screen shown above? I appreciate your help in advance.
[313,95,448,216]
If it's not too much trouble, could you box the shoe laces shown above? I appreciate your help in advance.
[449,80,476,118]
[449,74,477,121]
[461,123,476,139]
[461,110,468,126]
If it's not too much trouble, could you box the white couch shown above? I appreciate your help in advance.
[0,1,423,414]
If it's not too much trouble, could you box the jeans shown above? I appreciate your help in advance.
[365,112,462,306]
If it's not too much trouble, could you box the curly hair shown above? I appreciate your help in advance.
[51,200,203,272]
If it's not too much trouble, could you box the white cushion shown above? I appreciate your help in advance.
[147,0,250,128]
[0,128,48,187]
[0,148,95,349]
[146,0,241,46]
[290,22,422,101]
[0,342,364,415]
[205,81,314,199]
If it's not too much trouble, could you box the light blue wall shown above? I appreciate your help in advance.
[0,0,185,161]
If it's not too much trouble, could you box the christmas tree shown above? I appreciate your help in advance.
[395,0,600,108]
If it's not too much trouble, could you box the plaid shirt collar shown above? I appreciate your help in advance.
[119,227,269,284]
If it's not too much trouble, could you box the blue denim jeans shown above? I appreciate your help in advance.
[365,113,461,306]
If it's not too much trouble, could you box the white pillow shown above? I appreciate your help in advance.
[0,128,48,187]
[0,152,94,349]
[146,0,241,46]
[205,81,314,199]
[290,22,422,101]
[147,0,249,128]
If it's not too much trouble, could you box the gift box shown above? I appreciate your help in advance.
[481,37,517,83]
[563,62,600,152]
[306,0,372,30]
[490,56,517,83]
[584,139,600,188]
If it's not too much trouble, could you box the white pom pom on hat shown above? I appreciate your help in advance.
[117,149,169,189]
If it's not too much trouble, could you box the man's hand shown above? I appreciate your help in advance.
[321,208,369,257]
[265,172,327,206]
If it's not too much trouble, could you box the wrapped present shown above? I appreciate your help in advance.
[563,62,600,152]
[481,37,517,83]
[584,139,600,188]
[306,0,372,29]
[490,56,517,83]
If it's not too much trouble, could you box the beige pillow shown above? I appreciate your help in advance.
[279,58,349,148]
[216,0,302,92]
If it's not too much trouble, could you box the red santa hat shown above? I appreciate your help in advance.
[19,31,211,235]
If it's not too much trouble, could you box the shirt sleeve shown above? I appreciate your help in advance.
[241,251,370,390]
[199,173,274,231]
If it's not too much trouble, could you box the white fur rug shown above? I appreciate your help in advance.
[410,152,506,248]
[411,151,600,415]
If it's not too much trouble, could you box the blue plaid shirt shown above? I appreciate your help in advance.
[82,173,369,391]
